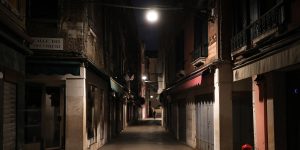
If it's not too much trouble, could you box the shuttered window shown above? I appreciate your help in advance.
[3,82,16,150]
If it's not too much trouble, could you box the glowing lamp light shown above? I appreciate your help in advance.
[150,95,153,98]
[294,88,299,94]
[146,9,159,23]
[142,75,147,80]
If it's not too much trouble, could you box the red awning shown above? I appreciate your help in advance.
[174,75,202,92]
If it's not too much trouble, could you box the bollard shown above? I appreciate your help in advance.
[242,144,253,150]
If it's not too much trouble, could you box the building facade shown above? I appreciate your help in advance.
[140,50,162,119]
[0,0,32,150]
[231,0,300,149]
[1,0,141,150]
[159,0,300,150]
[159,0,232,149]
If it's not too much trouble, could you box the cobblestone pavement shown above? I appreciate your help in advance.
[99,119,194,150]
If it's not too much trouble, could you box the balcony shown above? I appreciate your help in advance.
[231,2,285,59]
[191,50,206,67]
[191,47,206,68]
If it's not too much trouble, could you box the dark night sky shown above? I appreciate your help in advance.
[131,0,160,51]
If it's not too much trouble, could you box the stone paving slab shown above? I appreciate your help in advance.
[99,119,194,150]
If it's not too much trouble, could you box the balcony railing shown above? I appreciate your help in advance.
[231,2,285,54]
[231,30,248,52]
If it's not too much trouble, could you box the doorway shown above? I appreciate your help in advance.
[232,92,254,150]
[24,85,65,150]
[43,87,65,149]
[286,70,300,150]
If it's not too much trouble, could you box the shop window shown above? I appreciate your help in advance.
[87,85,97,142]
[87,84,105,144]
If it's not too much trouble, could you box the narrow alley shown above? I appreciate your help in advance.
[100,119,193,150]
[1,0,300,150]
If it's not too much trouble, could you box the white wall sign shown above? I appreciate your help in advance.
[30,37,63,50]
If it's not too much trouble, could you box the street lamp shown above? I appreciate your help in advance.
[142,75,147,81]
[145,9,159,23]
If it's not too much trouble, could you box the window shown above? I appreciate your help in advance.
[175,31,184,72]
[7,0,18,9]
[233,0,279,34]
[259,0,277,16]
[29,0,58,20]
[1,0,21,14]
[193,16,208,60]
[232,0,248,34]
[231,0,284,51]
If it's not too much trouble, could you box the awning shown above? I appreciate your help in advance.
[166,72,203,93]
[233,40,300,81]
[163,65,216,94]
[174,75,202,92]
[110,77,125,95]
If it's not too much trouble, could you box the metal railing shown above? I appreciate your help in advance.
[231,2,285,53]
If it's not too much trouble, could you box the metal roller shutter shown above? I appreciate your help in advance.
[3,82,16,150]
[179,102,186,142]
[196,97,214,150]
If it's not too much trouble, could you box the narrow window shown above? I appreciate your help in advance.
[29,0,58,20]
[194,17,208,60]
